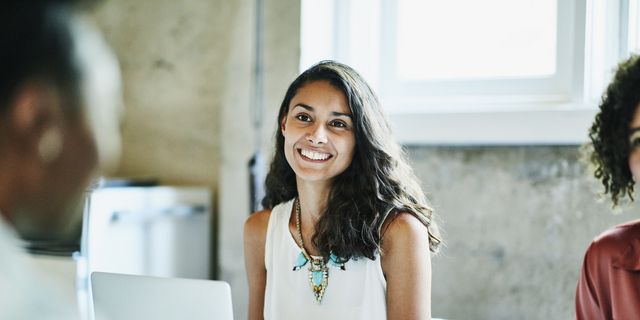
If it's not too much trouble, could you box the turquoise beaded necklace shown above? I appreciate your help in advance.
[292,198,345,304]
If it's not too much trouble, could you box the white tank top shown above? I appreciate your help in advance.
[263,199,387,320]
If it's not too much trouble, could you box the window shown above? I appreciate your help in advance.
[300,0,637,145]
[395,0,557,81]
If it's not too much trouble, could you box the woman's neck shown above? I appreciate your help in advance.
[295,176,332,224]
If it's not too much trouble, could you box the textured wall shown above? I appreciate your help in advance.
[91,0,229,187]
[90,1,300,319]
[91,0,229,277]
[410,146,635,320]
[90,0,242,283]
[217,1,301,318]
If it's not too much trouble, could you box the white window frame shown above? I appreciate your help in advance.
[301,0,637,145]
[380,0,572,110]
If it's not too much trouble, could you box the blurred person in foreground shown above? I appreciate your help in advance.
[576,55,640,319]
[0,1,122,319]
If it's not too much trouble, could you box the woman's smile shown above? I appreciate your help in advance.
[299,148,333,161]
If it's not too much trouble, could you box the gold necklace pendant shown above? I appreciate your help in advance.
[308,259,329,304]
[293,198,345,304]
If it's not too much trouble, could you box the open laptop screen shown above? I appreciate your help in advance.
[91,272,233,320]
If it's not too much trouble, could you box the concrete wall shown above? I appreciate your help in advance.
[89,1,639,319]
[90,1,300,318]
[410,146,635,320]
[90,0,231,280]
[216,1,300,319]
[91,0,227,187]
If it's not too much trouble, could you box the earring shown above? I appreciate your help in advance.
[38,128,63,163]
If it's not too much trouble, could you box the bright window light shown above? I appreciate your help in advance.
[300,0,335,71]
[630,0,640,53]
[397,0,558,80]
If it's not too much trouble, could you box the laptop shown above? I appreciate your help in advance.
[91,272,233,320]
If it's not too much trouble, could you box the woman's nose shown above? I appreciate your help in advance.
[307,124,328,144]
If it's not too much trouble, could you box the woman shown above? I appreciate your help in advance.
[244,61,441,320]
[575,55,640,319]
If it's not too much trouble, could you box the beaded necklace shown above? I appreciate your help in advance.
[292,198,344,304]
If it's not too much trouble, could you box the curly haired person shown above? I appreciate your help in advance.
[576,54,640,319]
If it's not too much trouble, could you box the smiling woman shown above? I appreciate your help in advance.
[244,61,441,320]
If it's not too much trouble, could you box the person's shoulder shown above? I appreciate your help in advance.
[381,212,429,248]
[245,209,273,231]
[379,212,431,278]
[587,219,640,261]
[244,209,273,242]
[593,219,640,246]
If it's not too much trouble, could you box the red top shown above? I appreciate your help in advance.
[576,219,640,320]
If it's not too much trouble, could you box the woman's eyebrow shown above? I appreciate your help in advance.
[631,127,640,133]
[293,104,314,112]
[332,111,352,119]
[293,104,352,119]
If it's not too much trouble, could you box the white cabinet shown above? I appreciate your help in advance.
[76,186,211,319]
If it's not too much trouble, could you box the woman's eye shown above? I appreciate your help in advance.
[630,131,640,147]
[296,114,311,121]
[629,133,640,147]
[331,121,346,128]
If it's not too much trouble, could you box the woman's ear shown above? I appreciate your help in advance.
[280,113,287,132]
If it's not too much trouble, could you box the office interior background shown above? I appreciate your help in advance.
[28,0,640,319]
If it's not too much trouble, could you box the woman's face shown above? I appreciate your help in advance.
[629,103,640,181]
[281,80,356,183]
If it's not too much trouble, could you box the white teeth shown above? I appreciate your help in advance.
[301,149,330,160]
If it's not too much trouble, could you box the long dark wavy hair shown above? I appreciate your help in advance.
[262,61,441,262]
[588,55,640,206]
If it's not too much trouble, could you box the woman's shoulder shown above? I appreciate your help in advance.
[244,209,273,240]
[592,219,640,247]
[586,219,640,267]
[379,211,431,281]
[244,199,294,238]
[380,212,429,251]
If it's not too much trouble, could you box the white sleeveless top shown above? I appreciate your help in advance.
[264,199,387,320]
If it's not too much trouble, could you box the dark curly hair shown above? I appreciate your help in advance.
[588,55,640,206]
[262,61,441,262]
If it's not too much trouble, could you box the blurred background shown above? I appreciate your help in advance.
[28,0,640,319]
